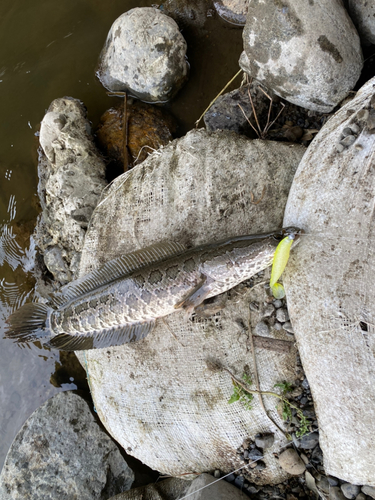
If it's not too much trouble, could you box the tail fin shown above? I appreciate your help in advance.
[5,303,50,344]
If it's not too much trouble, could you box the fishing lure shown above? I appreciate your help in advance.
[270,232,297,299]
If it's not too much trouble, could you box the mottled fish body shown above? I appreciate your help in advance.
[5,227,301,351]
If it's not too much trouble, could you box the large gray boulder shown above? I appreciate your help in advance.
[109,474,248,500]
[37,97,107,284]
[241,0,362,112]
[283,76,375,485]
[346,0,375,46]
[76,129,306,484]
[97,8,188,102]
[0,391,134,499]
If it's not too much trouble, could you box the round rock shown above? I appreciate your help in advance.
[241,0,362,112]
[347,1,375,46]
[0,391,134,499]
[278,449,306,475]
[98,8,188,102]
[341,484,361,500]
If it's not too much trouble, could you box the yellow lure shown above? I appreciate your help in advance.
[270,234,295,299]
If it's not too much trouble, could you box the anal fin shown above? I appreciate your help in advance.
[46,319,156,351]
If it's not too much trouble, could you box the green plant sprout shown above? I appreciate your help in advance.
[227,373,310,437]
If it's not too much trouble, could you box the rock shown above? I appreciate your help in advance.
[362,486,375,499]
[248,448,263,461]
[76,129,305,484]
[183,473,248,499]
[299,432,319,450]
[203,83,270,137]
[254,320,270,337]
[317,476,331,494]
[36,97,106,285]
[0,392,134,499]
[97,8,188,102]
[213,0,248,26]
[107,477,189,500]
[162,0,213,31]
[341,484,361,500]
[96,100,176,172]
[346,1,375,46]
[278,449,306,475]
[330,487,348,500]
[283,75,375,485]
[241,0,362,112]
[255,433,275,450]
[275,308,289,323]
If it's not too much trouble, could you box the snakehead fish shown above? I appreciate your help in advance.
[5,227,301,351]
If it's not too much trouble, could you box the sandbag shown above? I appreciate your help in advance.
[77,129,305,483]
[284,77,375,485]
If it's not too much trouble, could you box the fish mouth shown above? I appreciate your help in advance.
[272,226,304,244]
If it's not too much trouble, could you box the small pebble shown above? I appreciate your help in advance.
[273,299,283,308]
[214,469,221,478]
[278,449,306,475]
[255,433,275,450]
[330,487,347,500]
[243,450,249,459]
[262,304,275,318]
[299,432,319,450]
[234,476,245,488]
[282,321,294,334]
[342,127,354,137]
[341,483,361,500]
[248,448,263,461]
[328,476,340,487]
[301,377,310,390]
[254,321,269,336]
[273,321,282,331]
[357,109,369,121]
[317,476,331,493]
[247,485,259,494]
[340,135,356,147]
[225,473,236,483]
[362,486,375,499]
[300,453,309,465]
[276,308,289,323]
[336,143,345,153]
[350,123,360,134]
[367,114,375,131]
[355,494,367,500]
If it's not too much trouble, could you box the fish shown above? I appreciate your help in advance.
[5,227,302,351]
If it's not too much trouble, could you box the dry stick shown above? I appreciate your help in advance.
[238,103,260,138]
[258,86,286,135]
[195,68,243,128]
[247,320,289,438]
[246,85,262,136]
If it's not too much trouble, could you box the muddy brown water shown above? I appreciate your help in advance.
[0,0,243,471]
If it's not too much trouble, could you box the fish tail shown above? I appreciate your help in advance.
[5,303,51,344]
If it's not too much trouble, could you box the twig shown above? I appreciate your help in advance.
[250,186,266,205]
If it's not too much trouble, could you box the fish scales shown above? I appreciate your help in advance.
[5,227,301,350]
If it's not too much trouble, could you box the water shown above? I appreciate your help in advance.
[0,0,243,470]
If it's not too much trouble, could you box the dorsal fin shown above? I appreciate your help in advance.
[50,241,186,307]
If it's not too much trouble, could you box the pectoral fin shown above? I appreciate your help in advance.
[174,275,212,314]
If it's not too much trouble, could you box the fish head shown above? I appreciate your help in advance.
[276,226,304,248]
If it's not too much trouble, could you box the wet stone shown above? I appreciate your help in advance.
[299,431,319,450]
[362,486,375,499]
[341,483,361,500]
[330,487,347,500]
[317,476,331,494]
[340,135,356,147]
